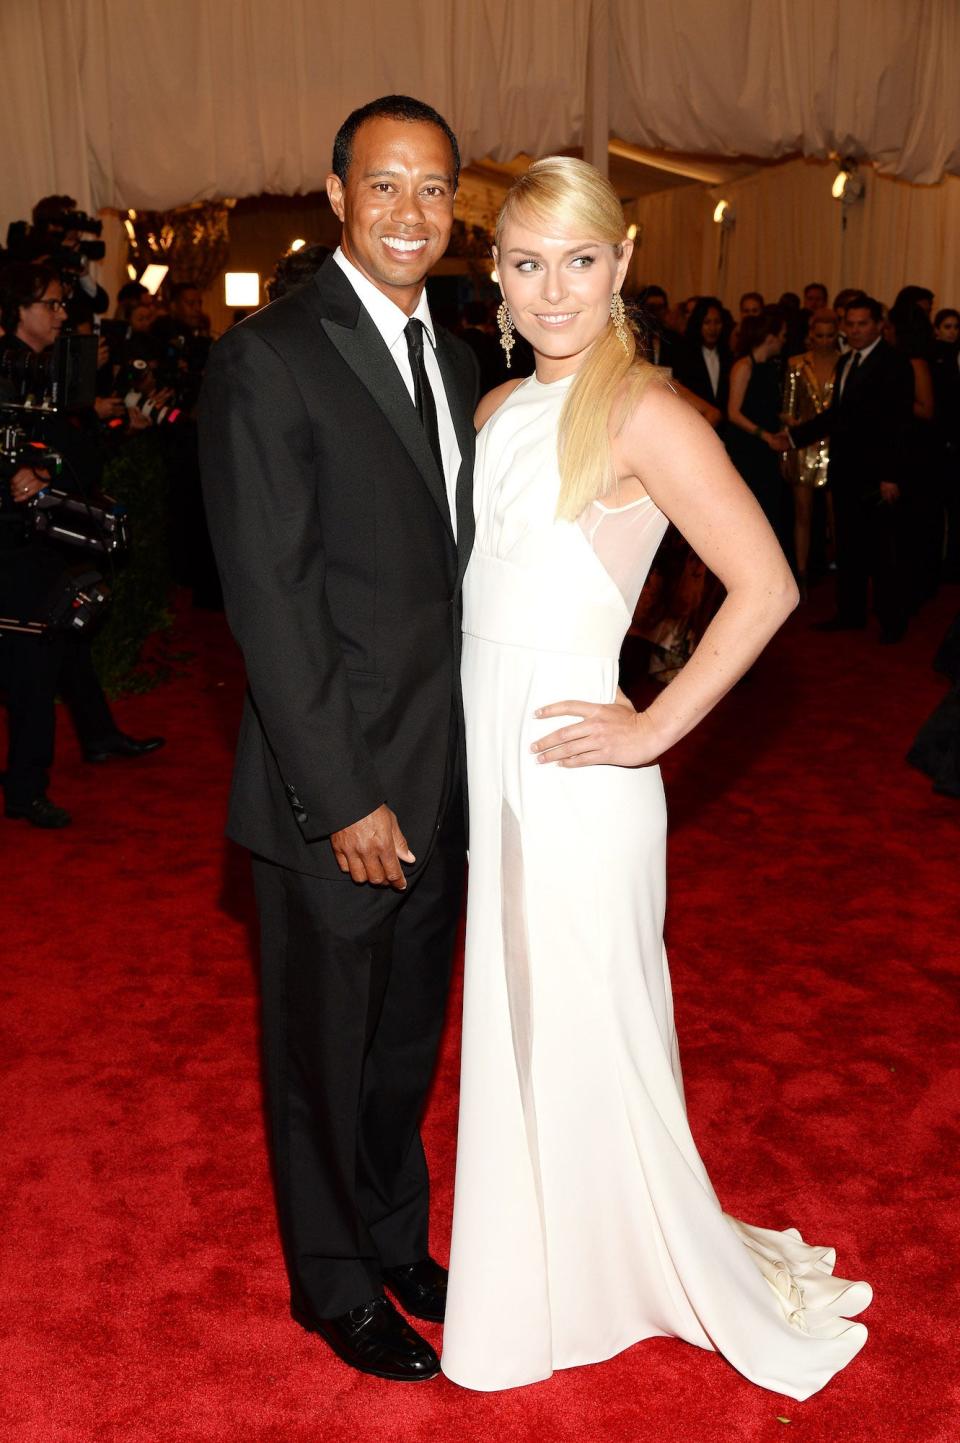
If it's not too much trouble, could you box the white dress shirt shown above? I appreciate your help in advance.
[839,334,881,399]
[702,343,721,398]
[333,247,460,536]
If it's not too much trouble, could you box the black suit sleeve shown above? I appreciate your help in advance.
[789,406,833,450]
[199,326,384,841]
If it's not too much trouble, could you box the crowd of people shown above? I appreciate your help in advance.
[622,279,960,672]
[2,188,957,828]
[0,197,215,828]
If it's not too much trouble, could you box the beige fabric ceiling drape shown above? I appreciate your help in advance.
[3,0,960,234]
[626,157,960,315]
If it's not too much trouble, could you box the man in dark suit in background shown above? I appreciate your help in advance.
[788,293,914,642]
[636,284,681,372]
[200,95,478,1382]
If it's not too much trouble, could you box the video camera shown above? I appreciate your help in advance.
[0,332,98,410]
[5,206,106,282]
[0,333,126,635]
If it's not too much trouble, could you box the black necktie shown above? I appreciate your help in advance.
[843,350,861,397]
[404,319,444,476]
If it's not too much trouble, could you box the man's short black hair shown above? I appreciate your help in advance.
[637,284,668,305]
[332,95,460,187]
[739,290,764,309]
[267,244,332,302]
[804,282,828,301]
[844,292,883,323]
[0,261,58,335]
[894,285,934,309]
[117,280,148,305]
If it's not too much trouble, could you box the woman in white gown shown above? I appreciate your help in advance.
[441,158,871,1399]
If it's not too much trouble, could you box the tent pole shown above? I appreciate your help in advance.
[584,0,610,178]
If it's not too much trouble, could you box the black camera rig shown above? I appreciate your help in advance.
[0,333,126,638]
[5,207,106,280]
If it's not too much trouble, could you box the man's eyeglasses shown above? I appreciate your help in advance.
[32,299,68,312]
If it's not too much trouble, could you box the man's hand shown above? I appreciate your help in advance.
[531,694,662,769]
[765,430,791,452]
[94,396,126,422]
[9,466,49,503]
[330,803,416,889]
[879,481,900,504]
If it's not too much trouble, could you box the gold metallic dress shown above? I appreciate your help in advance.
[782,355,836,487]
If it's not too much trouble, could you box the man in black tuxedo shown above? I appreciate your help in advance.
[200,95,478,1382]
[788,293,914,642]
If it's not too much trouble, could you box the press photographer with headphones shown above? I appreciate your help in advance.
[0,262,164,828]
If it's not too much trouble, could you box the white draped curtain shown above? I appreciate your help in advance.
[627,157,960,313]
[3,0,960,233]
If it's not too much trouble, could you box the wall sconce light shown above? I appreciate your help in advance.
[289,238,306,253]
[626,223,638,240]
[832,160,865,205]
[225,272,260,308]
[713,199,735,228]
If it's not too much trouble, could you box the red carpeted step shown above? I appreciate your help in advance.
[2,586,958,1443]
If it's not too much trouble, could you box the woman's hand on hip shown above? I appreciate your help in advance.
[531,693,661,768]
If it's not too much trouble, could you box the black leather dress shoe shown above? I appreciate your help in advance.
[292,1295,439,1382]
[83,733,166,763]
[383,1257,447,1323]
[4,795,71,828]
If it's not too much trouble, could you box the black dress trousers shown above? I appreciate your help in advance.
[251,764,465,1320]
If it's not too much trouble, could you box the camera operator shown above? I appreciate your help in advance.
[148,282,217,605]
[0,263,164,829]
[28,195,109,316]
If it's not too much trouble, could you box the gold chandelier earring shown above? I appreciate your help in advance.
[497,301,516,369]
[611,291,630,353]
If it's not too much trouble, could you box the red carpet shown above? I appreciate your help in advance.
[2,586,958,1443]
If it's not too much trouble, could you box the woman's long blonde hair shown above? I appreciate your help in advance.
[496,155,657,520]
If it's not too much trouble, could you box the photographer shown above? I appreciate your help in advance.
[0,263,164,828]
[27,195,109,315]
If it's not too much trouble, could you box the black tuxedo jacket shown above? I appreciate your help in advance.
[673,342,730,415]
[790,339,914,491]
[199,259,478,879]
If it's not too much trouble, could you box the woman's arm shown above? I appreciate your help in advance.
[532,384,798,768]
[672,378,722,430]
[910,358,935,422]
[726,356,757,436]
[727,356,785,450]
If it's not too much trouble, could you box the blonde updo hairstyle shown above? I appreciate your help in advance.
[495,156,657,521]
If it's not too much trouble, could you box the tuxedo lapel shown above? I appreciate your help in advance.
[434,331,476,585]
[309,264,453,538]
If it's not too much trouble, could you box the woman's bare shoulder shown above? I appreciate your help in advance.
[475,378,527,430]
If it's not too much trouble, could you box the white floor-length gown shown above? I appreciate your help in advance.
[441,372,871,1398]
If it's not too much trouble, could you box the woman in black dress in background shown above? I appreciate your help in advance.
[726,306,792,560]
